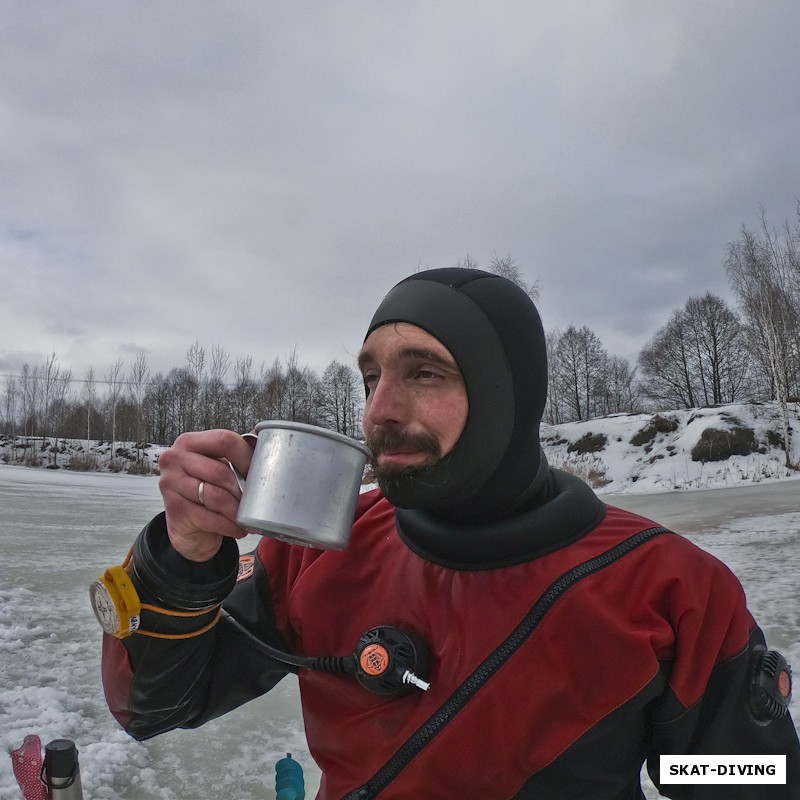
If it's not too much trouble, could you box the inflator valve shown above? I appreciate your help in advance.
[749,648,792,725]
[353,625,432,695]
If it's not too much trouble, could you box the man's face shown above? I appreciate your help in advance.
[358,323,468,479]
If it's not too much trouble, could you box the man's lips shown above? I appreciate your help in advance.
[367,428,442,471]
[376,449,427,465]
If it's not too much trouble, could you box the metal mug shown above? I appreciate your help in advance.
[236,421,371,550]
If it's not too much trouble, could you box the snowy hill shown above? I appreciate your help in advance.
[0,435,166,475]
[543,400,800,495]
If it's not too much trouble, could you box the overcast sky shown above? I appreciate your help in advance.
[2,2,799,389]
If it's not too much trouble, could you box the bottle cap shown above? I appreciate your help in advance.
[43,740,79,780]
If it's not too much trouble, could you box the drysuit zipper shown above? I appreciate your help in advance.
[341,526,671,800]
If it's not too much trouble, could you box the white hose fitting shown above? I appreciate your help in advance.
[401,670,431,691]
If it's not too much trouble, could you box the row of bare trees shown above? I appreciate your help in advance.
[637,293,751,410]
[2,354,76,464]
[2,213,798,467]
[638,209,800,419]
[1,343,364,460]
[543,207,799,467]
[545,326,639,425]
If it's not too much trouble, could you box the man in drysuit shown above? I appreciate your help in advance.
[98,268,800,798]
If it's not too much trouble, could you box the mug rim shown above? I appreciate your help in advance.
[253,420,371,458]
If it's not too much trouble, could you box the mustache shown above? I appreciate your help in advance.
[366,428,442,462]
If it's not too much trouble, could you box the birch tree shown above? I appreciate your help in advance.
[2,375,18,450]
[725,210,800,468]
[20,364,41,444]
[105,359,124,463]
[40,352,61,460]
[83,367,97,451]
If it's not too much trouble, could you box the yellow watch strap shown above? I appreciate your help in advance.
[95,551,223,639]
[100,564,142,637]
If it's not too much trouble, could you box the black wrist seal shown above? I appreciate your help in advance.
[130,512,240,611]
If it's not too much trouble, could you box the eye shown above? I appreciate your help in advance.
[414,368,444,381]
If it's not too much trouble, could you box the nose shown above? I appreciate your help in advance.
[365,373,410,430]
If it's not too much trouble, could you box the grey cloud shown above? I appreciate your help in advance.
[1,1,799,384]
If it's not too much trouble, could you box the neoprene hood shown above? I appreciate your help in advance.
[365,268,549,520]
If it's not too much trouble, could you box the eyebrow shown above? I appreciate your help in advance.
[357,347,460,374]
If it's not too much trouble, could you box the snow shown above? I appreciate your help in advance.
[542,400,800,495]
[1,402,799,799]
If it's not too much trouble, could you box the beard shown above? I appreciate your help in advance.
[364,427,443,486]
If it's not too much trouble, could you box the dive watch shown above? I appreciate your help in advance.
[89,565,141,638]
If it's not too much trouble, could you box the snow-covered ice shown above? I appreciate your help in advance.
[1,403,798,799]
[0,466,311,799]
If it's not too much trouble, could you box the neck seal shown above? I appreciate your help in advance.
[395,469,606,570]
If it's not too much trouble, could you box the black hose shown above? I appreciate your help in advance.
[221,610,354,674]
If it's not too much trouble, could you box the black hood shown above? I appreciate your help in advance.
[365,267,549,521]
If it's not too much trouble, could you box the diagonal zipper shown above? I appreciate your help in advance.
[342,526,671,800]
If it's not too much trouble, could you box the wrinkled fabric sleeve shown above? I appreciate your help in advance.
[101,514,294,741]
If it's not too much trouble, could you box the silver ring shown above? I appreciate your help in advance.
[198,480,206,507]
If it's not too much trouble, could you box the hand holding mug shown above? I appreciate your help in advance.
[158,430,255,562]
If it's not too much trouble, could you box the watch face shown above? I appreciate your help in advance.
[90,581,121,636]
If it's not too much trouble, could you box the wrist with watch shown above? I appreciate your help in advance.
[90,551,222,640]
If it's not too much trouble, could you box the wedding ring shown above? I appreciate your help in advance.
[198,480,206,507]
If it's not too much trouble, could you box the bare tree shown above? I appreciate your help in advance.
[551,325,609,421]
[544,329,567,425]
[598,355,640,416]
[319,360,363,437]
[168,367,201,438]
[128,352,151,459]
[683,293,750,405]
[83,367,97,451]
[725,210,800,467]
[231,356,258,432]
[50,368,73,457]
[489,253,541,302]
[641,293,750,410]
[19,363,40,443]
[638,310,698,410]
[456,253,481,270]
[204,344,232,430]
[40,352,61,461]
[257,357,287,421]
[105,359,124,462]
[254,351,320,424]
[2,375,19,456]
[185,341,206,431]
[144,372,171,445]
[455,253,542,302]
[282,348,320,424]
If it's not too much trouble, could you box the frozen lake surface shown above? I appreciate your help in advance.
[1,465,798,799]
[0,466,312,800]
